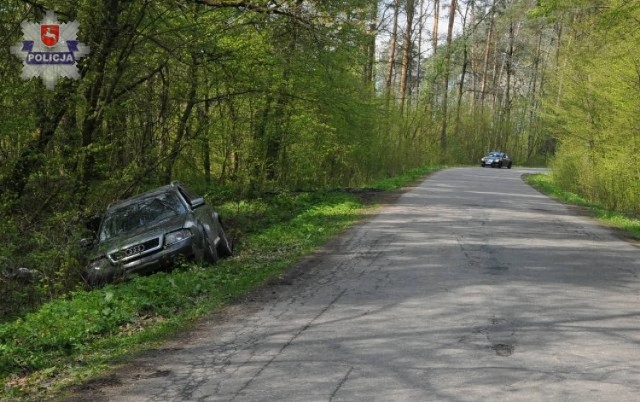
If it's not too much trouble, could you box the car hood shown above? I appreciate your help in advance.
[95,214,188,256]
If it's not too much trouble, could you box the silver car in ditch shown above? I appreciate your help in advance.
[83,182,232,285]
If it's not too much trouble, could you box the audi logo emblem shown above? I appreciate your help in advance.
[125,244,146,256]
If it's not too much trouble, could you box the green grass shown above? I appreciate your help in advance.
[525,173,640,239]
[366,166,443,191]
[0,166,441,400]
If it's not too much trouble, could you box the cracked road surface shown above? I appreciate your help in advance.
[71,168,640,401]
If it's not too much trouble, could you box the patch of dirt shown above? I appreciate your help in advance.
[491,343,515,357]
[352,188,405,207]
[79,374,122,389]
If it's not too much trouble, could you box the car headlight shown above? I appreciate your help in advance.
[165,229,192,246]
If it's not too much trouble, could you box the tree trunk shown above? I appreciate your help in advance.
[455,3,471,129]
[249,96,273,194]
[501,18,520,151]
[554,19,569,107]
[162,56,198,183]
[480,0,495,108]
[399,0,416,113]
[265,0,303,183]
[414,0,426,105]
[438,0,457,152]
[79,0,121,172]
[527,26,545,160]
[432,0,440,56]
[226,98,241,182]
[201,101,212,186]
[364,1,378,87]
[430,0,441,115]
[469,1,476,109]
[385,0,400,103]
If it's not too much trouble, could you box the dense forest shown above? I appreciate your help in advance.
[0,0,638,307]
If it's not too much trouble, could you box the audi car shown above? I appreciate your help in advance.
[82,182,232,286]
[480,151,512,168]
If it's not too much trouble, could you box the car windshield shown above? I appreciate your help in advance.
[487,152,502,157]
[99,192,186,241]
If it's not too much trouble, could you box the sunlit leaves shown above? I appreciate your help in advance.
[542,1,640,213]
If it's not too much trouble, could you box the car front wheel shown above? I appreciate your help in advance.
[86,265,117,287]
[202,232,219,264]
[217,222,233,257]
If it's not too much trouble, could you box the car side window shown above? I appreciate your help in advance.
[176,185,205,209]
[176,186,193,203]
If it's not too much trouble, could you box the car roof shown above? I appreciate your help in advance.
[106,184,180,211]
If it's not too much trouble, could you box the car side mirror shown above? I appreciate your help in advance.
[190,197,205,209]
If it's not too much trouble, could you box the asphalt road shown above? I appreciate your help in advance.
[76,167,640,401]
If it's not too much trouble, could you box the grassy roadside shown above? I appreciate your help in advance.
[365,166,442,190]
[0,166,440,401]
[525,173,640,240]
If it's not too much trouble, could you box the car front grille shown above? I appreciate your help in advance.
[110,237,161,263]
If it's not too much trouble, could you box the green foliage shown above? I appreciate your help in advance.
[0,0,434,314]
[525,173,640,239]
[541,1,640,216]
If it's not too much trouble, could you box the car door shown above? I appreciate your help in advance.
[176,185,219,249]
[497,153,506,167]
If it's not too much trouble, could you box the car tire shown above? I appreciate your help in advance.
[86,266,116,287]
[508,163,512,169]
[202,233,219,264]
[216,222,233,258]
[86,270,102,287]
